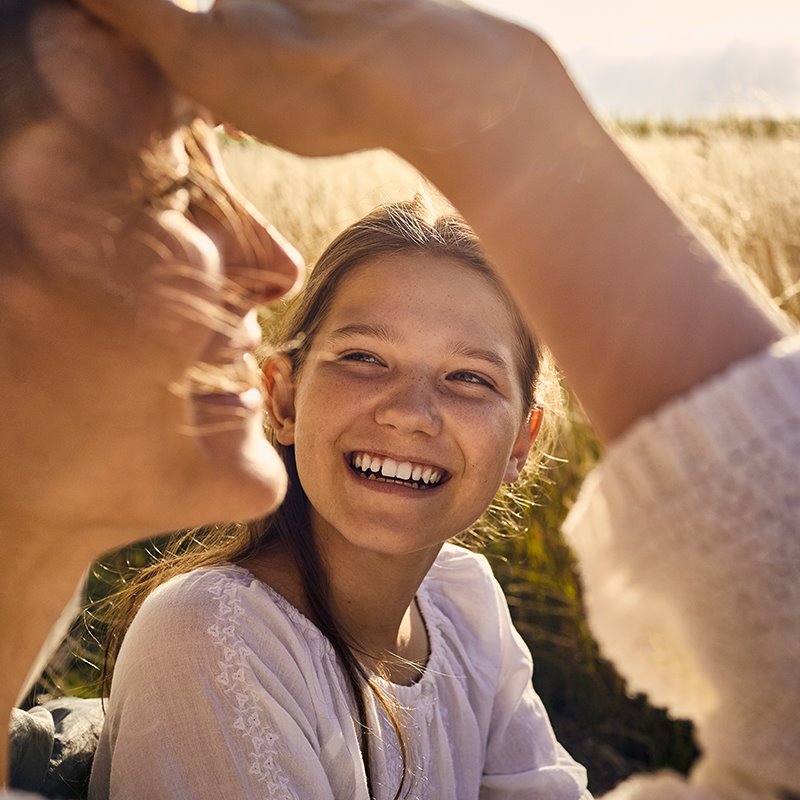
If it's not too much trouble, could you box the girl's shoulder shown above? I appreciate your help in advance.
[426,542,498,591]
[127,564,334,665]
[414,544,531,691]
[420,544,509,643]
[138,563,265,625]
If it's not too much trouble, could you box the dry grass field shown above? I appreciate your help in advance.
[622,124,800,321]
[58,122,800,796]
[219,141,424,264]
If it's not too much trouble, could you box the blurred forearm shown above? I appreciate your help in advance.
[73,0,791,440]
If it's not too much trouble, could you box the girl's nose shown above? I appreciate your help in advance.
[374,375,442,436]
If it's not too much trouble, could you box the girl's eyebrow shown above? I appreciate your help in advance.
[448,343,512,373]
[325,322,397,344]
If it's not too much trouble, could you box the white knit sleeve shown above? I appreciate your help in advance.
[88,568,340,800]
[563,336,800,798]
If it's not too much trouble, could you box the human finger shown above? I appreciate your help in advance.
[71,0,340,152]
[222,122,248,141]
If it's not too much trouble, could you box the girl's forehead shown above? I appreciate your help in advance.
[331,252,505,312]
[300,250,534,412]
[319,253,519,346]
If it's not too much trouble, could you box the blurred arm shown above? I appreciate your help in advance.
[72,0,792,440]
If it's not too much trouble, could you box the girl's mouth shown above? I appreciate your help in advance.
[348,452,449,489]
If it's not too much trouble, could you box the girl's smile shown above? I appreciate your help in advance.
[348,451,448,488]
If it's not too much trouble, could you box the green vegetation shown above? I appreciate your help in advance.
[46,120,800,795]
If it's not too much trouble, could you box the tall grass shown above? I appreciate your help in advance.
[53,122,800,795]
[621,122,800,321]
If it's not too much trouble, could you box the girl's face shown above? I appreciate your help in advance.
[271,252,535,564]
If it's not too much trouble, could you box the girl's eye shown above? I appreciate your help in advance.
[340,351,384,366]
[448,371,494,389]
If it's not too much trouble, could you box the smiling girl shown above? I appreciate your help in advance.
[88,197,590,800]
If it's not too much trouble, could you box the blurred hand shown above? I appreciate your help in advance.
[72,0,537,158]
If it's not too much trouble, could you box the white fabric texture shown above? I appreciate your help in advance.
[88,544,589,800]
[564,335,800,800]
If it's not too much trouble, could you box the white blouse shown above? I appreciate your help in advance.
[88,544,589,800]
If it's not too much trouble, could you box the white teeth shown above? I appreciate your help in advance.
[351,452,444,486]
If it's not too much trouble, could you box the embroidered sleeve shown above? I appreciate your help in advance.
[89,570,339,800]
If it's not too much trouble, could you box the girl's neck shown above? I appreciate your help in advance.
[243,535,437,684]
[354,598,430,685]
[327,549,430,657]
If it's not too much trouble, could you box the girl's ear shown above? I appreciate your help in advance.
[503,406,543,482]
[263,353,296,446]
